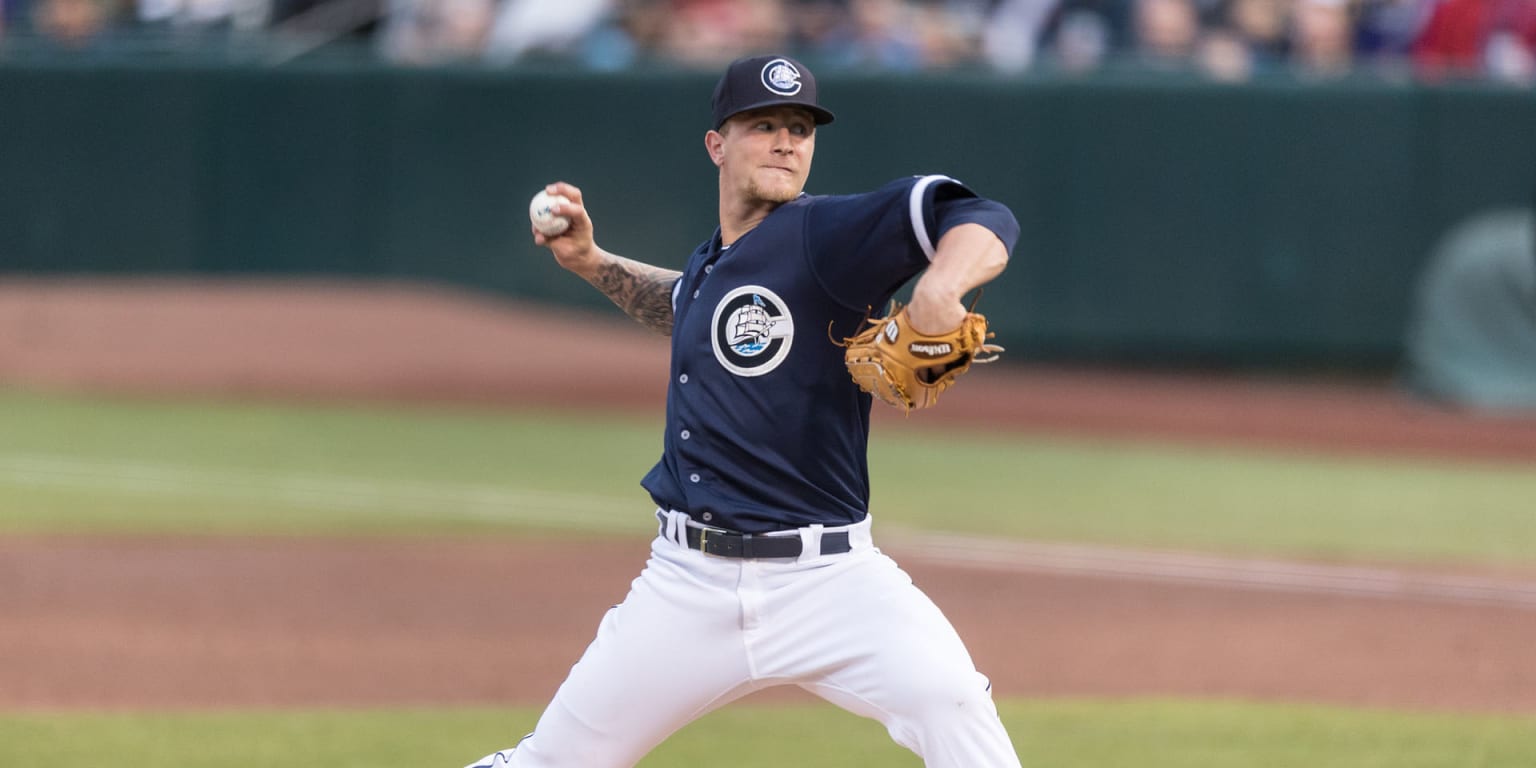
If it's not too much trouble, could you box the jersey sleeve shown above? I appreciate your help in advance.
[929,186,1020,259]
[806,175,1019,311]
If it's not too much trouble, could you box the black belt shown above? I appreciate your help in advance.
[683,525,852,559]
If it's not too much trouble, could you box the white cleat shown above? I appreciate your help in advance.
[464,748,516,768]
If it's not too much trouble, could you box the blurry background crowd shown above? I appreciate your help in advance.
[1,0,1534,83]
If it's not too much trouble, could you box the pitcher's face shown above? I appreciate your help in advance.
[710,106,817,205]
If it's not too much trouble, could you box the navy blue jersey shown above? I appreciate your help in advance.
[641,175,1020,533]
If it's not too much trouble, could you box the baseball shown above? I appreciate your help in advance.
[529,190,572,237]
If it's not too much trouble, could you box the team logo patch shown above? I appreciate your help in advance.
[883,321,899,344]
[711,286,795,377]
[760,58,803,96]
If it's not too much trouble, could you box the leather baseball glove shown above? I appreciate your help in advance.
[836,301,1002,413]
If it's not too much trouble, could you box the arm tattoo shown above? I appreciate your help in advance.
[589,258,680,336]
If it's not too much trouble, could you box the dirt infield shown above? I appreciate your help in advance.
[3,279,1535,714]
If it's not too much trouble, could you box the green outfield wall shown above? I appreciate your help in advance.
[2,62,1533,368]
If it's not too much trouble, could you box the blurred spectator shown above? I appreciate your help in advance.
[1484,21,1536,83]
[657,0,790,68]
[1052,5,1115,70]
[1413,0,1536,82]
[736,0,792,52]
[1224,0,1289,68]
[1413,0,1488,75]
[31,0,122,45]
[789,0,850,55]
[1480,0,1536,79]
[268,0,382,48]
[910,0,975,67]
[1039,0,1132,72]
[483,0,612,64]
[1196,24,1255,79]
[1355,0,1433,65]
[1133,0,1202,67]
[377,0,492,63]
[565,0,667,69]
[6,0,1536,84]
[982,0,1061,72]
[136,0,267,34]
[822,0,925,69]
[1292,0,1354,76]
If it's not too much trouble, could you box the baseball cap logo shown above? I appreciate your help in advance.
[761,58,802,96]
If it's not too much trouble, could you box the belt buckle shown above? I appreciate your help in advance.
[697,528,708,554]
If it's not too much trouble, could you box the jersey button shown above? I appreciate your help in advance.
[704,265,713,274]
[680,430,691,440]
[701,512,713,521]
[689,473,701,483]
[692,290,700,299]
[679,374,689,384]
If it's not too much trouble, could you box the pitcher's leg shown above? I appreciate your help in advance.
[788,554,1022,768]
[466,540,757,768]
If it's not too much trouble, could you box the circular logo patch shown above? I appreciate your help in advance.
[760,58,803,96]
[711,286,795,377]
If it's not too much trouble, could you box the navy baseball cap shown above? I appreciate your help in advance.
[711,54,836,130]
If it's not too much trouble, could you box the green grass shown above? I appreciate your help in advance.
[3,390,1536,566]
[0,391,660,536]
[2,700,1533,767]
[868,430,1536,566]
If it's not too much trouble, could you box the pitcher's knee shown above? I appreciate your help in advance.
[928,685,1000,725]
[892,671,1001,726]
[896,682,1019,768]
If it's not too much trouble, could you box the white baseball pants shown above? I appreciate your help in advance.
[466,511,1021,768]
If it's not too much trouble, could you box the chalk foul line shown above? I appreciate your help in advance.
[883,529,1536,611]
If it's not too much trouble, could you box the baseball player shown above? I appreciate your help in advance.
[466,54,1022,768]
